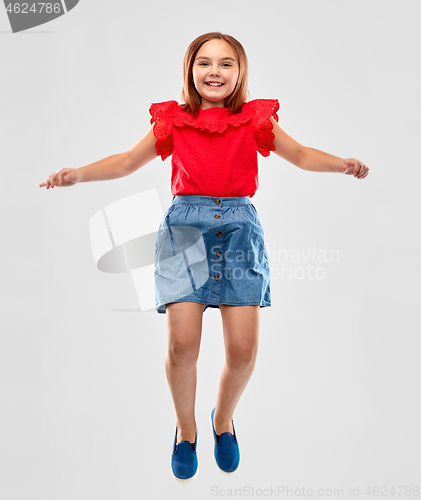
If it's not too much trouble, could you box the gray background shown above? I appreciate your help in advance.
[1,1,420,498]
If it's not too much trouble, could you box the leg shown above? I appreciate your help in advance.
[213,305,260,435]
[165,302,206,444]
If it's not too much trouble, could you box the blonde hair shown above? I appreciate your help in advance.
[181,32,250,118]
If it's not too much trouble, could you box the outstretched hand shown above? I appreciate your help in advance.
[337,158,369,179]
[39,168,82,189]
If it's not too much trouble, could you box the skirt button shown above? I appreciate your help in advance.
[215,199,221,204]
[216,251,221,257]
[216,231,222,237]
[214,275,220,281]
[214,214,220,219]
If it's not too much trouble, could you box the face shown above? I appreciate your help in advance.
[192,39,239,109]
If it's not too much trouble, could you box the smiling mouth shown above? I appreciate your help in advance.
[205,82,224,87]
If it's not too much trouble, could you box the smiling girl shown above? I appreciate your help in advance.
[40,32,369,484]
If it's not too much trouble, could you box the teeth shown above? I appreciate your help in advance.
[207,83,223,86]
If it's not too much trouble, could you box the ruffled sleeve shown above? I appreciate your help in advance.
[149,100,178,161]
[246,99,280,157]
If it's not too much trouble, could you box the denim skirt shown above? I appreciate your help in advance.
[154,195,271,314]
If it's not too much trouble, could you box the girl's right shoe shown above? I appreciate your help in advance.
[170,426,199,484]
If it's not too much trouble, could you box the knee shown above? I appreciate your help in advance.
[167,337,199,364]
[226,344,257,369]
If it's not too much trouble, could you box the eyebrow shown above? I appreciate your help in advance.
[196,56,236,62]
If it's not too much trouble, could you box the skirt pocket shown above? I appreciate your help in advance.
[238,204,258,225]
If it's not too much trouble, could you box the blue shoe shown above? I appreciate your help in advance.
[170,425,199,484]
[209,407,240,474]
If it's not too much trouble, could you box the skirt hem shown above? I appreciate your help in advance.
[156,299,271,314]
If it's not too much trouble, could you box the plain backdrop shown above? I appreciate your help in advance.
[1,1,420,499]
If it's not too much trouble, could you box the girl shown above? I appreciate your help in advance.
[39,32,369,484]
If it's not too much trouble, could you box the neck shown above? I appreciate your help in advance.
[200,98,226,110]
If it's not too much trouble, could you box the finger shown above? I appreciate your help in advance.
[57,169,65,186]
[356,162,365,177]
[360,165,368,178]
[358,165,369,179]
[360,163,369,178]
[50,173,57,188]
[353,161,362,177]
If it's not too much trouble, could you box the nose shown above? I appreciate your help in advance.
[209,65,220,77]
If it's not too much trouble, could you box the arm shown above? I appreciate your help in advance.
[298,146,344,173]
[269,117,369,179]
[270,116,341,172]
[126,125,158,175]
[78,125,158,182]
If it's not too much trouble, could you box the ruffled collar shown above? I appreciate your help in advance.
[171,102,255,134]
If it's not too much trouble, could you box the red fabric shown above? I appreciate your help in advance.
[149,99,280,199]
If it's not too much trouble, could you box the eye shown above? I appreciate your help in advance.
[222,63,231,67]
[199,62,208,66]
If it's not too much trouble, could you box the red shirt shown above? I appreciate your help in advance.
[149,99,280,199]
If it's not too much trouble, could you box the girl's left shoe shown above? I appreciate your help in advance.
[209,407,240,474]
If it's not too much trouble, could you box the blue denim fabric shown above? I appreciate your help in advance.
[154,195,271,314]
